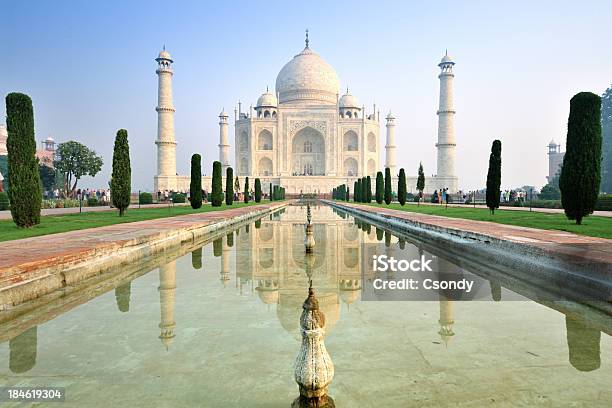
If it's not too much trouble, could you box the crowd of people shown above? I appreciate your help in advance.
[43,188,111,204]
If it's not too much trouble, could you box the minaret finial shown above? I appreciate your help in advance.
[445,48,447,56]
[305,29,309,48]
[266,85,269,92]
[163,44,166,51]
[346,86,349,94]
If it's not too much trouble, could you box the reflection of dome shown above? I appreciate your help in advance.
[339,279,361,305]
[339,92,360,108]
[257,90,278,108]
[275,46,340,105]
[277,291,339,339]
[256,279,279,304]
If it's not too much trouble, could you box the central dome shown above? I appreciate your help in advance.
[275,47,340,105]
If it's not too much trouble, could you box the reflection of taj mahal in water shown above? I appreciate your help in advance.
[154,32,459,194]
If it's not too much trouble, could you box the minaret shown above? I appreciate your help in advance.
[385,112,397,176]
[158,260,177,350]
[436,50,458,191]
[154,47,177,192]
[218,109,230,173]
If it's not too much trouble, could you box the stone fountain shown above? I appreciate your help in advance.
[292,282,335,408]
[304,204,316,253]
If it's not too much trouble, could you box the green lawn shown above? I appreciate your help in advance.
[0,202,266,242]
[349,202,612,239]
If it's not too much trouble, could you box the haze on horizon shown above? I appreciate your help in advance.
[2,0,611,192]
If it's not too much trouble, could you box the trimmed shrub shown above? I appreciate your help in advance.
[0,192,9,210]
[5,93,42,226]
[139,192,153,204]
[255,178,262,202]
[172,192,186,203]
[110,129,131,216]
[486,140,502,214]
[190,154,203,209]
[375,171,383,204]
[87,197,99,207]
[398,168,407,205]
[211,161,223,206]
[560,92,602,224]
[595,195,612,211]
[225,167,234,205]
[244,177,249,203]
[384,167,392,205]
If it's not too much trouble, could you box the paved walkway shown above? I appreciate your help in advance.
[403,201,612,217]
[0,202,190,220]
[331,201,612,265]
[0,202,285,290]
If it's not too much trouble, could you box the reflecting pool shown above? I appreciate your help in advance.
[0,204,610,407]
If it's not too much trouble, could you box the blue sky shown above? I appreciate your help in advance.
[2,0,611,191]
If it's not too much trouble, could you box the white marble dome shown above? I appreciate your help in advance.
[339,92,360,109]
[257,90,278,107]
[275,47,340,105]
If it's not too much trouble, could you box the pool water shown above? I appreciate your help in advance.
[0,204,610,407]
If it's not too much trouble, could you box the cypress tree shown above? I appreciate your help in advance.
[190,154,202,209]
[211,161,223,206]
[110,129,131,216]
[560,92,602,224]
[366,176,372,203]
[356,179,362,202]
[346,186,350,201]
[384,167,392,204]
[225,167,234,205]
[254,178,262,202]
[375,171,383,204]
[417,163,425,205]
[353,181,358,202]
[360,177,366,202]
[244,177,249,203]
[486,140,502,214]
[269,182,273,201]
[5,93,42,227]
[398,168,407,206]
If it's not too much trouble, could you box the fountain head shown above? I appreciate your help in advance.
[294,285,334,404]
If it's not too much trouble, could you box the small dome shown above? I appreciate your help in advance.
[45,136,54,142]
[386,111,395,120]
[219,109,228,117]
[548,139,557,146]
[257,91,278,108]
[440,51,454,65]
[157,49,173,61]
[339,92,360,109]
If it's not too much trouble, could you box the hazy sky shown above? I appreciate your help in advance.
[2,0,611,191]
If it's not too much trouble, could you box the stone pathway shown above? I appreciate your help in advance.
[0,202,285,289]
[331,201,612,265]
[403,201,612,217]
[0,202,190,220]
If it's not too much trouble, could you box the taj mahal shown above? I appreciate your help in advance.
[153,33,458,195]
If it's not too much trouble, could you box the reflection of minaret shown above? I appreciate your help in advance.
[9,326,38,373]
[115,282,132,312]
[158,261,177,350]
[566,315,601,372]
[220,236,231,286]
[438,296,455,347]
